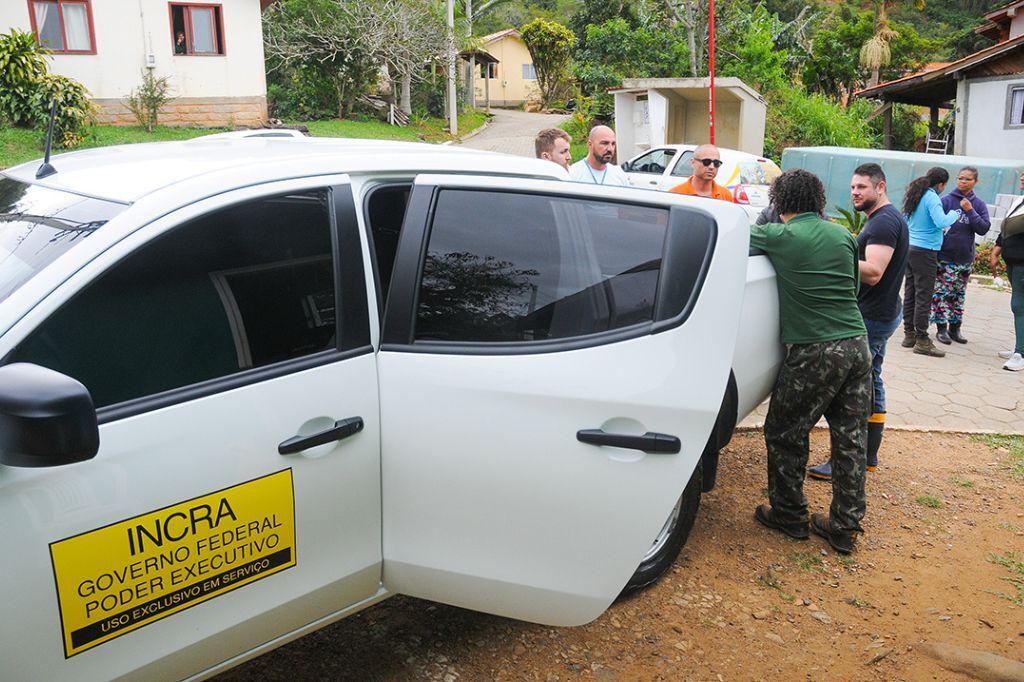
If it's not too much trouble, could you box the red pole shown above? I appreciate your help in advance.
[708,0,716,144]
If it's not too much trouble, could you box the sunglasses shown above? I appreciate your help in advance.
[694,158,723,168]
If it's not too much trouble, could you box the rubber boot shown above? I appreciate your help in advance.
[866,413,884,471]
[949,323,968,344]
[808,460,832,481]
[935,323,951,345]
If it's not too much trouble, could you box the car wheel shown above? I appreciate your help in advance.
[620,459,702,597]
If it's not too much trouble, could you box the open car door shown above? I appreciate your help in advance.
[378,176,750,626]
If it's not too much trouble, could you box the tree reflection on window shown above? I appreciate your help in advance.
[417,251,540,341]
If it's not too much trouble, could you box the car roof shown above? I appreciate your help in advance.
[2,137,566,204]
[633,145,773,163]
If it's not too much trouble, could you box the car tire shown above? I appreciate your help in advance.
[620,458,703,597]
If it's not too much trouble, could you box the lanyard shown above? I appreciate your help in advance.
[585,162,607,185]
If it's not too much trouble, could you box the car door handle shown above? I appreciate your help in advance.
[576,429,680,454]
[278,417,364,455]
[648,180,658,185]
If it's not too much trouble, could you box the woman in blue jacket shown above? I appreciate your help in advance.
[932,166,991,344]
[901,167,958,357]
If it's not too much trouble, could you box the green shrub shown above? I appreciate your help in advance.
[975,242,1007,279]
[125,70,173,132]
[764,85,877,160]
[833,206,866,234]
[410,76,445,119]
[267,63,341,120]
[0,28,92,148]
[0,29,49,127]
[562,97,596,144]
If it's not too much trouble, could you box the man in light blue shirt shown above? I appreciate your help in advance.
[568,126,629,186]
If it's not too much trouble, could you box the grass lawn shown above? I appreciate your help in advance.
[0,110,489,170]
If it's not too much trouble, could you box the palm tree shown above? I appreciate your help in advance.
[860,0,924,87]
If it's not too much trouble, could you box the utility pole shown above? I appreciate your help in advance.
[447,0,458,135]
[708,0,716,144]
[465,0,475,107]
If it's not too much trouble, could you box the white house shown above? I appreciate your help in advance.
[0,0,269,126]
[855,0,1024,159]
[611,77,768,159]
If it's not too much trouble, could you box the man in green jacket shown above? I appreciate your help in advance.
[750,169,872,554]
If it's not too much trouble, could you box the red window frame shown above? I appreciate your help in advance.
[26,0,97,55]
[168,3,226,56]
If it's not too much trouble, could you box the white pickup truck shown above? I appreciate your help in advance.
[0,138,781,680]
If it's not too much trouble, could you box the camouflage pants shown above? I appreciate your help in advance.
[764,336,872,534]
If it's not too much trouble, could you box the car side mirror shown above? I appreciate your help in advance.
[621,161,632,172]
[0,363,99,467]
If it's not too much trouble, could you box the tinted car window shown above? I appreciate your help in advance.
[0,177,125,303]
[12,191,338,408]
[628,148,676,174]
[415,190,667,343]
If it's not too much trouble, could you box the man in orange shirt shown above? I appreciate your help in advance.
[668,144,735,202]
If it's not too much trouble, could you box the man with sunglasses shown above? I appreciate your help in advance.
[668,144,736,202]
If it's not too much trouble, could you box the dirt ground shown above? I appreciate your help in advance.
[218,430,1024,681]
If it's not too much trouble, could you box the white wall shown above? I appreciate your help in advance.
[961,75,1024,160]
[0,1,266,100]
[1011,13,1024,40]
[614,92,638,159]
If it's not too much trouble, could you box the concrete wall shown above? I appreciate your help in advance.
[957,75,1024,160]
[1,1,267,126]
[613,79,767,158]
[473,33,539,107]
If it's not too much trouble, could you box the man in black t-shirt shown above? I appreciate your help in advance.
[810,163,909,480]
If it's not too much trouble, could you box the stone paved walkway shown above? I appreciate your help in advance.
[458,109,572,157]
[740,283,1023,434]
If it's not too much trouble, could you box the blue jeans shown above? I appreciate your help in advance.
[864,316,901,414]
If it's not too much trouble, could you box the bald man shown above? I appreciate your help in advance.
[568,125,629,186]
[669,144,735,202]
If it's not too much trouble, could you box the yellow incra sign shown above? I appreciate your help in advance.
[49,469,296,657]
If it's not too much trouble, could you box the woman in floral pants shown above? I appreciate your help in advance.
[932,167,991,344]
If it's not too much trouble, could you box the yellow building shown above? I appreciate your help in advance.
[473,29,539,108]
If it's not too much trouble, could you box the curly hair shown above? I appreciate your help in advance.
[768,169,826,217]
[902,166,949,216]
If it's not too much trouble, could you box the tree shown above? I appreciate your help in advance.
[520,19,576,107]
[803,9,936,100]
[573,18,689,116]
[263,0,447,119]
[662,0,708,77]
[717,4,789,94]
[569,0,637,52]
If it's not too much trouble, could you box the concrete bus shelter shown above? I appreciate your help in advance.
[611,77,767,159]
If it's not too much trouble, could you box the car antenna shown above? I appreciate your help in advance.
[35,101,58,179]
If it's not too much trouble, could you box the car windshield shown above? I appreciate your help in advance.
[0,176,125,303]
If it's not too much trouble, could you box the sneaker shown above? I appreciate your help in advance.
[808,461,832,481]
[866,463,878,473]
[1004,353,1024,372]
[901,333,916,348]
[810,513,855,555]
[913,337,946,357]
[999,350,1014,359]
[754,504,809,540]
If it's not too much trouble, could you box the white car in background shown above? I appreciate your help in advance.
[622,145,782,220]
